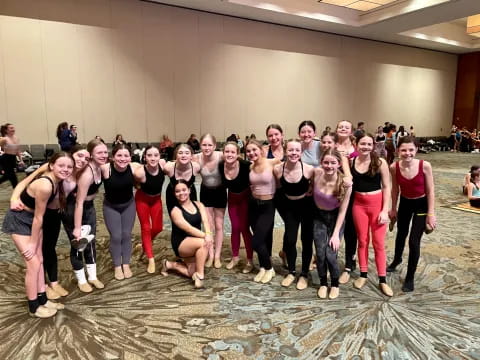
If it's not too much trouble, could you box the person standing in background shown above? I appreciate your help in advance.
[0,123,24,188]
[57,122,76,152]
[69,125,78,146]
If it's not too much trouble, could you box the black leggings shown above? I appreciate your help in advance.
[62,198,97,270]
[282,196,313,276]
[313,207,343,287]
[0,154,18,188]
[249,198,274,270]
[42,208,61,283]
[393,196,427,281]
[343,198,357,270]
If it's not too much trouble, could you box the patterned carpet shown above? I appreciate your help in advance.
[0,152,479,360]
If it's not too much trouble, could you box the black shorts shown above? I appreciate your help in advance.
[2,209,34,236]
[200,184,227,208]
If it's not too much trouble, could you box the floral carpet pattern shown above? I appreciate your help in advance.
[0,152,479,359]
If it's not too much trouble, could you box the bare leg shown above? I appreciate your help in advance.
[213,207,226,261]
[178,237,208,278]
[12,234,41,300]
[205,208,215,265]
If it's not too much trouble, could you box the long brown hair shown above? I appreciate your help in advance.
[356,133,381,176]
[47,151,74,211]
[320,148,346,201]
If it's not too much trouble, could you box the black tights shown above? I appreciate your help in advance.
[0,154,18,188]
[343,199,357,271]
[282,196,313,277]
[392,196,427,281]
[42,208,61,283]
[249,198,274,270]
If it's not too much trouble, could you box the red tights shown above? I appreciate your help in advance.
[228,190,253,259]
[135,190,163,259]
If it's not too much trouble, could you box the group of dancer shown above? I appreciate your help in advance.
[1,120,436,318]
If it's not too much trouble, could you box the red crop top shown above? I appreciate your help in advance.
[396,160,426,198]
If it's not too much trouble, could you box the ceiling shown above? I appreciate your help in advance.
[146,0,480,54]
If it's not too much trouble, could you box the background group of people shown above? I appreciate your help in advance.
[0,118,439,319]
[450,124,480,153]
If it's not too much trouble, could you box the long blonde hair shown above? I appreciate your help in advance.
[320,148,346,201]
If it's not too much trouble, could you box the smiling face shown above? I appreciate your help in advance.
[113,148,131,169]
[246,143,262,162]
[321,154,340,175]
[200,136,216,156]
[91,144,108,165]
[267,128,283,148]
[50,156,74,181]
[336,121,352,138]
[286,141,302,163]
[223,144,239,164]
[174,182,190,202]
[145,147,160,167]
[356,135,374,155]
[176,145,192,164]
[72,149,90,170]
[397,141,417,162]
[321,135,335,152]
[299,125,316,144]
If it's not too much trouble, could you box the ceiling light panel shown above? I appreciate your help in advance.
[319,0,399,11]
[348,1,382,11]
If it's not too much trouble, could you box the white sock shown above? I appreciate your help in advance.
[86,264,97,281]
[74,269,87,284]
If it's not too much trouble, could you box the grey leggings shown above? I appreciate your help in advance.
[103,198,136,267]
[313,207,344,287]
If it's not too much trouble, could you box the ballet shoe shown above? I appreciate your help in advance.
[205,258,213,268]
[353,277,368,289]
[122,265,133,279]
[51,283,69,297]
[160,259,169,276]
[281,274,295,287]
[242,261,254,274]
[254,268,266,282]
[260,268,275,284]
[192,272,204,289]
[226,258,239,270]
[44,300,65,310]
[317,286,328,299]
[339,271,351,284]
[114,267,125,281]
[29,305,57,318]
[278,250,287,268]
[147,258,155,274]
[329,287,340,299]
[296,276,308,290]
[214,258,222,269]
[46,286,61,300]
[88,279,105,289]
[78,282,93,293]
[379,283,393,297]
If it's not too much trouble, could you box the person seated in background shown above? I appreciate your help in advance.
[466,168,480,208]
[160,134,174,160]
[463,165,480,195]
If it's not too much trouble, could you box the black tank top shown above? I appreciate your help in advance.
[87,165,102,196]
[20,176,57,209]
[280,162,310,196]
[351,158,382,193]
[169,163,195,189]
[103,164,134,204]
[219,159,250,194]
[140,165,165,196]
[171,202,202,239]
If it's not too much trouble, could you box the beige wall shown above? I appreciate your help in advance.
[0,0,457,144]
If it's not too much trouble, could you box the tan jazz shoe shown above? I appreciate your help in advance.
[329,287,340,299]
[114,267,125,281]
[44,300,65,310]
[379,283,394,297]
[296,276,308,290]
[122,264,133,279]
[226,258,240,270]
[261,268,276,284]
[192,272,204,289]
[242,261,254,274]
[317,286,328,299]
[46,286,60,300]
[214,258,222,269]
[88,279,105,289]
[353,277,368,289]
[78,282,93,293]
[205,257,213,268]
[254,268,266,282]
[147,258,155,274]
[339,271,351,284]
[281,274,295,287]
[51,283,69,297]
[30,305,57,318]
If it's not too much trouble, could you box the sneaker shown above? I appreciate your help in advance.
[261,268,275,284]
[254,268,266,282]
[317,286,328,299]
[226,258,240,270]
[51,283,69,297]
[281,274,295,287]
[46,286,61,300]
[339,271,351,284]
[296,276,308,290]
[329,287,339,299]
[353,277,368,289]
[242,261,254,274]
[44,300,65,310]
[78,282,93,293]
[192,272,204,289]
[29,305,57,318]
[88,279,105,289]
[379,283,393,297]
